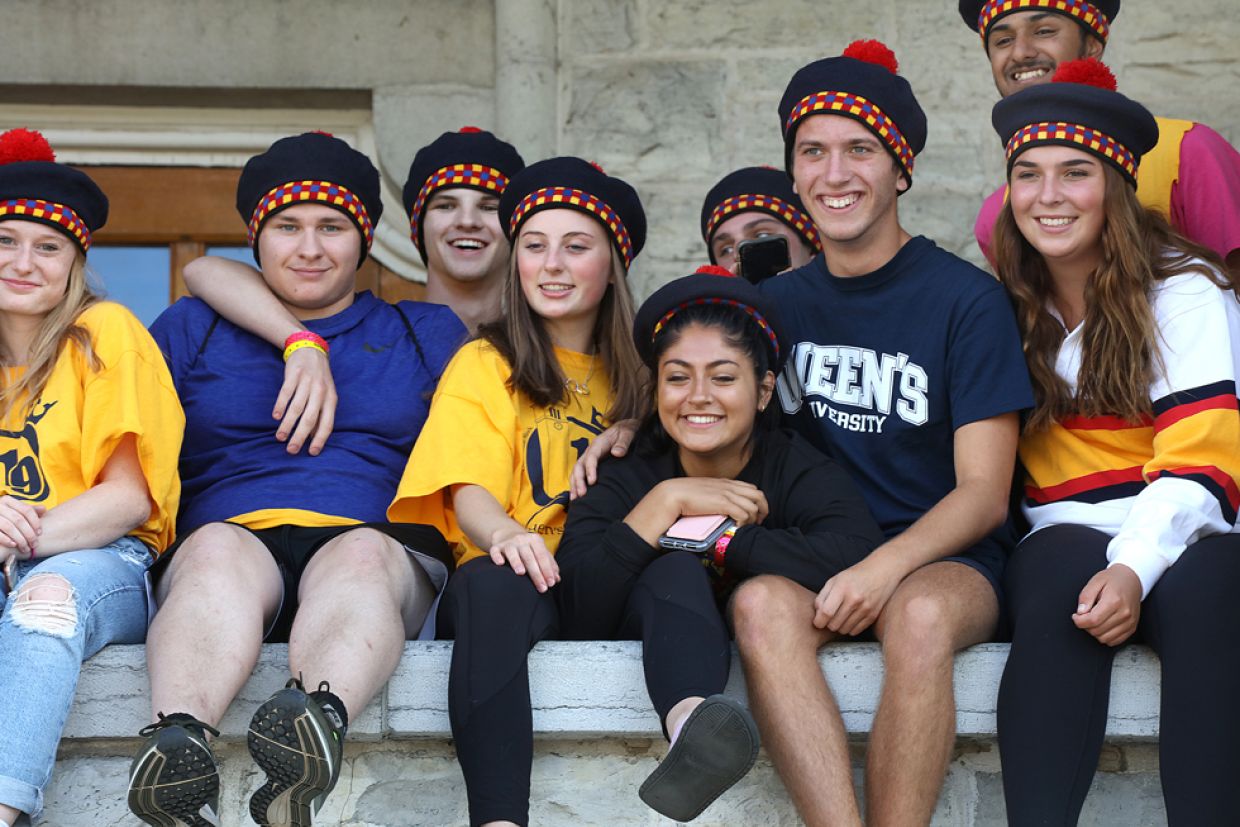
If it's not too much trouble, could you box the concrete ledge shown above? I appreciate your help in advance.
[66,641,1161,742]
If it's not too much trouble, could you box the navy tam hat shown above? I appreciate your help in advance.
[634,264,787,371]
[498,157,646,269]
[992,59,1157,187]
[960,0,1120,46]
[402,126,525,262]
[700,166,820,262]
[0,128,108,254]
[779,40,927,188]
[237,131,382,266]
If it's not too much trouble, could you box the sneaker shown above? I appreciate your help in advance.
[247,678,344,827]
[638,695,760,822]
[128,712,222,827]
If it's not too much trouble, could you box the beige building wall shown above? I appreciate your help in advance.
[0,0,1237,298]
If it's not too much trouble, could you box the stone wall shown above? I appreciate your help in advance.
[1,1,1235,298]
[554,0,1240,298]
[47,642,1169,826]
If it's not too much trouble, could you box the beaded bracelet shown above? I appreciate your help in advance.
[282,331,329,362]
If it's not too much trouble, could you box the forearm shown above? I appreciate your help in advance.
[622,485,681,547]
[867,478,1007,579]
[182,256,303,347]
[451,484,524,550]
[35,482,151,557]
[728,527,877,592]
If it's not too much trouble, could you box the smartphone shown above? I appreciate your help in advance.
[658,514,736,553]
[2,556,16,597]
[737,236,791,284]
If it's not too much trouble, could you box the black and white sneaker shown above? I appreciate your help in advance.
[247,678,344,827]
[128,712,222,827]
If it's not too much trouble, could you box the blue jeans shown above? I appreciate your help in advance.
[0,536,152,821]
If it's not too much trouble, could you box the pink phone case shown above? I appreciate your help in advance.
[664,514,729,541]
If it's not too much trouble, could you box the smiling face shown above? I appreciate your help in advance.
[986,11,1103,98]
[422,187,509,286]
[1008,144,1107,275]
[790,114,907,271]
[657,323,775,478]
[0,218,79,325]
[710,211,815,272]
[256,202,361,321]
[516,208,614,351]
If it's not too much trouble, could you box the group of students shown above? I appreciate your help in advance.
[1,1,1239,826]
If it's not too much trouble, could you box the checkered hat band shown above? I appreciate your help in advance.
[509,186,634,268]
[0,198,91,251]
[707,194,821,251]
[1005,122,1136,178]
[786,91,916,175]
[979,0,1109,42]
[652,298,780,361]
[410,164,509,240]
[247,181,374,247]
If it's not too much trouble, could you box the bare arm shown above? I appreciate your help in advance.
[182,256,337,455]
[451,483,560,592]
[814,412,1019,634]
[4,435,152,558]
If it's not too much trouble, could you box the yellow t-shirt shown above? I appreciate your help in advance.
[387,339,612,565]
[0,302,184,553]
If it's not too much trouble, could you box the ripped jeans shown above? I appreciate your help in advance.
[0,535,152,822]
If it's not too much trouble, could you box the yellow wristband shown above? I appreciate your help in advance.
[283,339,328,362]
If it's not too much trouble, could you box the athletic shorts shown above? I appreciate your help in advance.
[157,521,452,641]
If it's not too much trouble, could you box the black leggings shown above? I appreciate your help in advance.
[560,550,731,732]
[436,557,559,827]
[998,524,1240,826]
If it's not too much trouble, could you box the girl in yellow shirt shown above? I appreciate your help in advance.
[0,129,182,826]
[389,157,646,827]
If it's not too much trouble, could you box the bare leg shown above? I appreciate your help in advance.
[731,575,861,827]
[288,528,434,716]
[866,561,997,827]
[147,523,283,725]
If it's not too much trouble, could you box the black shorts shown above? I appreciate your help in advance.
[157,521,453,641]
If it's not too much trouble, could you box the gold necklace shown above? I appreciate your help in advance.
[565,355,597,396]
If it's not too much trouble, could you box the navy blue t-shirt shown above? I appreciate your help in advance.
[759,236,1033,541]
[150,291,465,534]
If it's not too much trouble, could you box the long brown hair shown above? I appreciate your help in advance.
[994,164,1235,431]
[0,253,102,423]
[478,236,647,423]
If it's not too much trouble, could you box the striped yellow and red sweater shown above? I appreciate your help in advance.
[1020,268,1240,597]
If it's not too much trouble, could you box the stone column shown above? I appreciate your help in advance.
[494,0,558,159]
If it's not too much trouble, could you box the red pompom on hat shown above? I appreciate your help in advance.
[1052,58,1118,91]
[308,129,335,137]
[458,126,482,133]
[0,128,56,165]
[842,39,899,75]
[695,264,736,278]
[588,160,607,174]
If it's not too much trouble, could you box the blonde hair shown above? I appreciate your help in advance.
[994,164,1235,431]
[0,253,102,423]
[478,238,647,423]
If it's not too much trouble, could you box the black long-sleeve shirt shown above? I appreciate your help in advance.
[557,428,884,638]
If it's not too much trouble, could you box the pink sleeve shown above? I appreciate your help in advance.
[974,185,1007,266]
[1170,123,1240,261]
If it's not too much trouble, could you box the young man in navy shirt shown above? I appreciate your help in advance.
[728,42,1033,825]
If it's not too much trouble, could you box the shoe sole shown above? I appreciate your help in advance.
[638,695,760,822]
[128,726,220,827]
[247,688,336,827]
